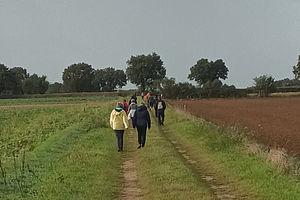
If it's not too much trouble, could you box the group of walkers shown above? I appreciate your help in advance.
[109,93,166,152]
[142,92,166,126]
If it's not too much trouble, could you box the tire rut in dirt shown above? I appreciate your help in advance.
[118,129,142,200]
[161,128,249,200]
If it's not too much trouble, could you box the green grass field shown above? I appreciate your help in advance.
[0,98,122,199]
[0,95,119,106]
[1,96,300,199]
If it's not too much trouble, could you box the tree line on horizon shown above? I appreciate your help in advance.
[0,64,49,95]
[1,53,300,98]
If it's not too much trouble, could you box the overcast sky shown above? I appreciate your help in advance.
[1,0,300,88]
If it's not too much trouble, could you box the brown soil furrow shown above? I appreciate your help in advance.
[170,97,300,156]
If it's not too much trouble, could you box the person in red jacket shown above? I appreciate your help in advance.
[122,99,129,114]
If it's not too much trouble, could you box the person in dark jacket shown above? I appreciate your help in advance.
[133,103,151,149]
[155,96,166,126]
[153,95,158,117]
[147,95,154,109]
[129,93,137,105]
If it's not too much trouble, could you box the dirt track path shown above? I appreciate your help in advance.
[118,129,142,200]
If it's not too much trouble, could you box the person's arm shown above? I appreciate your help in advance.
[132,111,137,128]
[122,111,129,129]
[110,111,114,129]
[163,101,166,110]
[147,111,151,129]
[128,104,132,112]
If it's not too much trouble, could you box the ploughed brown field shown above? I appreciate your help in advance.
[169,97,300,156]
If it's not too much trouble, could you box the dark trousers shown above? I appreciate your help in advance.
[157,109,165,125]
[154,108,158,117]
[115,130,124,150]
[131,117,135,127]
[137,126,147,147]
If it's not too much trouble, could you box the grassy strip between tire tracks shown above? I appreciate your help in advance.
[164,105,300,200]
[131,112,215,200]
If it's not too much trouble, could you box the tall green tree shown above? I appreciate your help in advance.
[253,75,275,97]
[292,55,300,79]
[22,74,49,94]
[10,67,29,81]
[114,69,127,89]
[126,52,166,91]
[202,79,223,89]
[93,67,126,92]
[46,82,64,93]
[160,77,197,99]
[0,64,23,94]
[62,63,95,92]
[160,77,177,98]
[188,58,228,86]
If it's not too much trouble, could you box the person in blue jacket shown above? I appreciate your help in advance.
[133,102,151,149]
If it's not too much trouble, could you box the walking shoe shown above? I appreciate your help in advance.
[137,145,142,149]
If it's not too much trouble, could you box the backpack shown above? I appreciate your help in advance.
[157,101,163,110]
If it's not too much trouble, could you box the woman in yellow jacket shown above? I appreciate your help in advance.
[110,102,129,152]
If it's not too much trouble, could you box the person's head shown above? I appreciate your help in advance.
[123,99,126,102]
[116,102,123,108]
[140,102,145,107]
[158,96,162,100]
